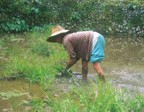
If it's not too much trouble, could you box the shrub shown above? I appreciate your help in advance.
[0,0,144,37]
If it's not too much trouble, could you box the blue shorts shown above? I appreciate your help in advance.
[90,35,105,63]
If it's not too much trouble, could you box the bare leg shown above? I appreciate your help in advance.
[93,62,106,82]
[82,60,88,80]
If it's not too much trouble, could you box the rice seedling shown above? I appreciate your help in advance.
[1,31,144,112]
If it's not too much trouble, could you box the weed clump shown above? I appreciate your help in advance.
[31,42,52,57]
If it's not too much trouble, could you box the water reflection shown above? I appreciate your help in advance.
[0,79,43,111]
[0,37,144,111]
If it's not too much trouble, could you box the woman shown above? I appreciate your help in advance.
[47,25,106,82]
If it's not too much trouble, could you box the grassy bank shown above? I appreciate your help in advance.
[0,29,68,87]
[0,31,144,112]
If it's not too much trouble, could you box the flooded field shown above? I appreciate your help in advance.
[0,36,144,111]
[0,79,43,111]
[73,37,144,93]
[104,37,144,93]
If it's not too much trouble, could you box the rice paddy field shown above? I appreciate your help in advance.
[0,29,144,112]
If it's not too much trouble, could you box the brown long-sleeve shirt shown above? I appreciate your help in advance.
[63,31,94,61]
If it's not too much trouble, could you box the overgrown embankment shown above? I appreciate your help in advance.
[0,0,144,37]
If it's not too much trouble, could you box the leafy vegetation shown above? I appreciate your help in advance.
[0,0,144,37]
[0,0,144,111]
[15,82,144,112]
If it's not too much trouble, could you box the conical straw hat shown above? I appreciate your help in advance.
[47,25,70,42]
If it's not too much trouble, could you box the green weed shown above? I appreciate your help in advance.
[28,98,47,112]
[31,42,52,57]
[48,82,144,112]
[128,95,144,112]
[1,31,67,87]
[1,32,144,112]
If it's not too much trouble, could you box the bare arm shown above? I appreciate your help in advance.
[61,58,78,76]
[65,58,78,70]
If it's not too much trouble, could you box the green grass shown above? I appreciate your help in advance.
[0,31,144,112]
[28,82,144,112]
[48,83,124,112]
[0,29,68,87]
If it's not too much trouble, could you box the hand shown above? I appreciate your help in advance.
[61,69,73,77]
[61,69,68,76]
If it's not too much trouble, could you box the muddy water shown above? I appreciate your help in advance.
[0,79,43,111]
[104,37,144,93]
[0,37,144,111]
[72,37,144,93]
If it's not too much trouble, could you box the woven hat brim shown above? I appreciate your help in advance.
[47,31,71,42]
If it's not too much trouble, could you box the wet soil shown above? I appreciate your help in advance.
[0,37,144,111]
